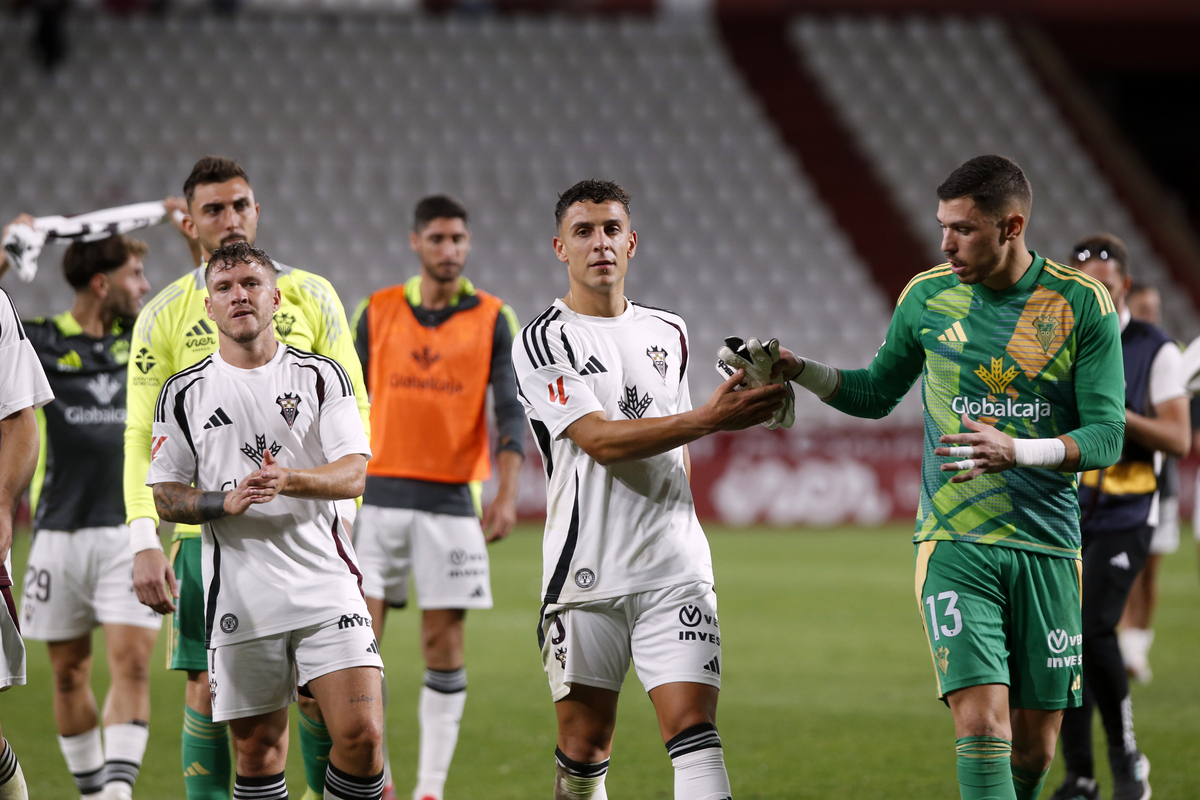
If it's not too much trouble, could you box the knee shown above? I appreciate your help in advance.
[235,729,287,767]
[1012,740,1056,773]
[111,653,152,685]
[52,660,90,696]
[333,715,383,763]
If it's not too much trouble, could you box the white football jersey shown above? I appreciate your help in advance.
[0,288,53,588]
[147,344,371,647]
[513,298,713,605]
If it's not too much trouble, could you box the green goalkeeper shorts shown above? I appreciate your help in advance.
[167,537,209,672]
[914,540,1082,711]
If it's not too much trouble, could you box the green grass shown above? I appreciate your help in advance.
[6,524,1199,798]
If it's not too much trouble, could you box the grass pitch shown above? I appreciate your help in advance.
[6,524,1199,798]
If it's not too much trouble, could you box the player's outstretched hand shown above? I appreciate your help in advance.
[770,344,805,384]
[133,548,179,615]
[935,413,1017,483]
[704,369,788,431]
[163,197,191,235]
[0,213,36,280]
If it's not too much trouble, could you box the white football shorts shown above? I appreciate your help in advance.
[21,526,162,641]
[207,615,383,723]
[1,557,24,690]
[539,582,722,702]
[1151,495,1180,554]
[353,505,493,610]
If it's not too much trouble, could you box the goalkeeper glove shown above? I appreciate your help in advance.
[715,336,795,429]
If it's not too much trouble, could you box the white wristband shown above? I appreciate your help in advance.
[1012,437,1066,470]
[129,517,162,554]
[792,358,839,400]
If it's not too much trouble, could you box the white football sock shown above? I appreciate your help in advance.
[413,669,467,800]
[0,739,28,800]
[103,721,148,795]
[666,724,731,800]
[554,748,609,800]
[58,728,106,797]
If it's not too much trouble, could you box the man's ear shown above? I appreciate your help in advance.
[90,270,109,300]
[205,295,215,321]
[552,236,568,264]
[626,230,637,259]
[1000,211,1025,242]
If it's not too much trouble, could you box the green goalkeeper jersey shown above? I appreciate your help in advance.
[828,252,1125,559]
[123,262,369,542]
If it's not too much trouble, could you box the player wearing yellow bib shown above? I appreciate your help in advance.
[124,156,369,800]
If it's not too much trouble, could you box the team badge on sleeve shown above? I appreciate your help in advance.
[276,393,302,429]
[646,345,668,380]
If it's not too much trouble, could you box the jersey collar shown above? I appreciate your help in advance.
[53,310,123,338]
[404,275,476,308]
[974,250,1045,304]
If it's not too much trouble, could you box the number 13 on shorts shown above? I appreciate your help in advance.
[924,590,963,640]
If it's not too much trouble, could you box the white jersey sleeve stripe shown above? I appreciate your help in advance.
[1,289,26,340]
[521,306,559,368]
[543,473,580,604]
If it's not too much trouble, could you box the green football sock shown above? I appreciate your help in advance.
[181,707,231,800]
[1011,764,1049,800]
[299,708,333,794]
[956,736,1016,800]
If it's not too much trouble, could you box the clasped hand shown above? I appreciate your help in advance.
[934,413,1017,484]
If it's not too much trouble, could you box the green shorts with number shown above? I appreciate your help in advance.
[166,537,208,672]
[914,540,1082,711]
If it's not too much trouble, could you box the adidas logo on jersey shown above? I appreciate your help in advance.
[186,319,216,348]
[365,640,379,654]
[938,321,968,343]
[470,585,485,598]
[1110,551,1131,570]
[580,355,607,375]
[702,657,721,675]
[203,408,233,430]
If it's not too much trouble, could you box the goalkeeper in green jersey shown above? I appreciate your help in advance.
[124,156,370,800]
[773,156,1125,800]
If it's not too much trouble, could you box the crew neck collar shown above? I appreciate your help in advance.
[975,251,1044,303]
[555,297,632,326]
[213,339,285,375]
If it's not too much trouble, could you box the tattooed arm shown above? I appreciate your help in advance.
[152,478,258,524]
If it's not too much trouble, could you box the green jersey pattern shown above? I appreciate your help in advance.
[829,253,1125,558]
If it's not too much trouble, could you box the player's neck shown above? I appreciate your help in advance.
[70,293,115,338]
[418,273,459,311]
[219,333,279,370]
[563,284,626,318]
[981,244,1034,292]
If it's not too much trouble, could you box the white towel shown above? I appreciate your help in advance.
[2,201,167,282]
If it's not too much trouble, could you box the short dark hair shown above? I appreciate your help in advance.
[1071,232,1130,277]
[205,241,275,282]
[554,180,632,229]
[413,195,469,232]
[184,155,250,204]
[937,155,1032,219]
[62,235,148,290]
[1128,280,1155,297]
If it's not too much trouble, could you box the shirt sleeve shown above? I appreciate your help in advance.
[300,274,372,442]
[490,304,527,457]
[512,320,605,440]
[0,291,53,418]
[1066,296,1126,471]
[826,293,924,419]
[145,389,197,487]
[1148,340,1186,407]
[316,362,372,463]
[350,296,370,393]
[124,293,176,525]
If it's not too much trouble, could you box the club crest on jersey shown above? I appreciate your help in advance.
[646,345,669,380]
[273,312,296,338]
[618,385,653,419]
[935,646,950,675]
[110,338,130,365]
[241,434,282,465]
[1031,314,1058,354]
[276,393,302,429]
[574,568,596,589]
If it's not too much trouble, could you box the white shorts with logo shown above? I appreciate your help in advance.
[538,582,721,702]
[1,556,24,689]
[353,505,493,610]
[21,526,163,641]
[1152,495,1180,554]
[207,616,384,722]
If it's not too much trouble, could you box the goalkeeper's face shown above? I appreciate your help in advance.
[554,201,636,295]
[937,197,1023,286]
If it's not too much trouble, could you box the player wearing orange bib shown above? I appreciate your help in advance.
[351,196,525,800]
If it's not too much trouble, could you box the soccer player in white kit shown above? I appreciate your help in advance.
[0,284,55,800]
[513,181,787,800]
[146,242,384,800]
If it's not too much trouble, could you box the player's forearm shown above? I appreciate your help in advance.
[152,482,227,524]
[123,433,160,525]
[1065,419,1125,471]
[566,410,713,467]
[280,454,367,500]
[0,407,40,517]
[825,368,906,419]
[1125,404,1191,459]
[494,450,523,503]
